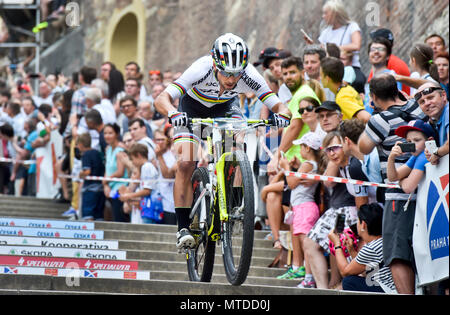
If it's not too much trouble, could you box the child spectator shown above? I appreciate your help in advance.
[328,203,397,293]
[119,143,159,224]
[386,120,436,294]
[77,133,105,221]
[277,132,324,286]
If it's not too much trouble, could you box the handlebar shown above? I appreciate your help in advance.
[189,118,274,126]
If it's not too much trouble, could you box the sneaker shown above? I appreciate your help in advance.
[297,279,317,288]
[176,228,195,249]
[62,207,77,217]
[277,266,306,280]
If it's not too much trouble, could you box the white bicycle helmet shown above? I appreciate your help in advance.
[211,33,249,74]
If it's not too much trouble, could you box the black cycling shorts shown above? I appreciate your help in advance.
[173,94,244,145]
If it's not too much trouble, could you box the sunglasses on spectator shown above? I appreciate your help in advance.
[149,70,161,75]
[324,144,343,154]
[299,105,316,115]
[218,70,243,78]
[414,87,443,102]
[154,138,167,143]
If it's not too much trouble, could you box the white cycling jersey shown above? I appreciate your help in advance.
[165,56,281,110]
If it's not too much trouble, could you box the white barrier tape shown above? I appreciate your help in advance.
[283,170,401,189]
[0,157,36,165]
[58,174,175,184]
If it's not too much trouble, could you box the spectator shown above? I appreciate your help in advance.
[103,123,129,223]
[91,79,117,125]
[148,70,163,92]
[303,131,359,289]
[364,37,402,113]
[154,127,177,225]
[328,203,397,293]
[6,101,25,139]
[303,45,336,101]
[100,61,116,82]
[268,56,324,174]
[124,62,141,81]
[358,73,426,294]
[119,143,159,224]
[434,52,449,101]
[425,34,448,58]
[149,83,167,121]
[396,43,440,93]
[108,68,126,105]
[320,57,371,122]
[0,123,15,194]
[367,28,411,96]
[277,132,324,282]
[124,78,143,103]
[305,0,366,94]
[120,96,153,138]
[128,117,157,163]
[32,81,53,108]
[338,48,357,87]
[76,133,105,221]
[415,82,449,165]
[315,101,343,133]
[84,109,107,155]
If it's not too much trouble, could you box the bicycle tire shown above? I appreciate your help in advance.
[187,167,216,282]
[221,150,254,286]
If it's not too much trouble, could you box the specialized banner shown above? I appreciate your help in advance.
[1,266,150,280]
[35,130,63,199]
[413,155,449,286]
[0,255,139,271]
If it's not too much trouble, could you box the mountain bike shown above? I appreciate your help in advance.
[184,117,274,286]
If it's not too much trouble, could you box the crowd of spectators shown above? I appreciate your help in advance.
[0,0,448,295]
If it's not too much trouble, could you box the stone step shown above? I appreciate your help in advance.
[0,274,349,295]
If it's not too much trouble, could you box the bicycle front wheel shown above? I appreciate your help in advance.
[187,167,216,282]
[221,150,254,286]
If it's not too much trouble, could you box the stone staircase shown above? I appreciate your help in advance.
[0,195,359,295]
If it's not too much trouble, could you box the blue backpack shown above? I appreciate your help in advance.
[140,190,164,223]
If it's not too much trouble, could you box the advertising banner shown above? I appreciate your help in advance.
[0,255,139,271]
[0,236,118,250]
[1,266,149,280]
[0,226,104,239]
[413,155,449,286]
[0,245,126,260]
[0,218,95,230]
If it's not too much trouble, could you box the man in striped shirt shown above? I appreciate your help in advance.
[358,73,425,294]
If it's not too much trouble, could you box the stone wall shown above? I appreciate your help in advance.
[80,0,449,77]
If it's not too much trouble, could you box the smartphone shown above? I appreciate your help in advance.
[425,140,438,154]
[28,73,40,79]
[398,142,416,153]
[335,213,346,234]
[300,28,313,42]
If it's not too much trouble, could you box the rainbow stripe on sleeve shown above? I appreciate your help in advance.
[171,82,187,95]
[258,91,276,103]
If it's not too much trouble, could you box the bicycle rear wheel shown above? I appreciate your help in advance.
[187,167,216,282]
[221,150,254,285]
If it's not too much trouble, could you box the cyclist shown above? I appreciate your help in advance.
[155,33,291,249]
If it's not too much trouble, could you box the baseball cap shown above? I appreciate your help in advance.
[395,120,436,139]
[315,101,341,113]
[253,47,279,67]
[292,132,322,150]
[370,28,394,45]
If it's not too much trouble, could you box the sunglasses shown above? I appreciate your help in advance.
[149,70,161,75]
[414,87,443,102]
[369,46,387,53]
[299,105,316,115]
[324,144,343,154]
[219,70,242,78]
